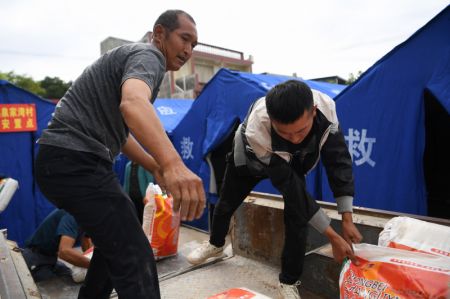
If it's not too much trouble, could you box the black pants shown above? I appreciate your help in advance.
[35,145,160,299]
[210,154,320,284]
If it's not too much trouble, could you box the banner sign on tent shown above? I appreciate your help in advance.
[0,103,37,132]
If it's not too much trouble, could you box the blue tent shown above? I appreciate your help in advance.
[0,84,193,245]
[171,69,346,230]
[0,80,56,246]
[321,6,450,217]
[113,98,194,184]
[154,98,194,135]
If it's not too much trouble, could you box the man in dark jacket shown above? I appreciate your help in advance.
[188,80,362,299]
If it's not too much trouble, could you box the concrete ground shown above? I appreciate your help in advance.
[159,226,323,299]
[178,225,210,245]
[36,226,223,299]
[36,226,323,298]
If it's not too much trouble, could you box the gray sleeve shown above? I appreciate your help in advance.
[121,50,165,93]
[308,208,331,233]
[336,195,353,213]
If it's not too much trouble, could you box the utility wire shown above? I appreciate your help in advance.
[0,49,96,60]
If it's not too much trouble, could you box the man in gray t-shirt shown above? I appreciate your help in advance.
[35,10,205,299]
[39,42,166,163]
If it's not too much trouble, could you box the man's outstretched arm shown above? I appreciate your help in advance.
[58,235,90,268]
[120,78,205,221]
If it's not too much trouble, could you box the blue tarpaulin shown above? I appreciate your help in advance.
[0,87,193,245]
[0,80,56,246]
[154,98,194,135]
[321,6,450,216]
[113,98,193,184]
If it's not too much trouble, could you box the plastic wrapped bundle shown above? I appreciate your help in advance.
[378,216,450,258]
[0,177,19,212]
[71,246,94,283]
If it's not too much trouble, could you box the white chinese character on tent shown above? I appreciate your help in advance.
[345,128,376,167]
[180,137,194,160]
[157,106,176,115]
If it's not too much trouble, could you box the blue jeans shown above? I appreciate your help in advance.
[35,145,160,299]
[22,247,71,282]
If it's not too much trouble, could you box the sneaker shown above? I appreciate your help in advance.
[278,280,301,299]
[187,241,224,265]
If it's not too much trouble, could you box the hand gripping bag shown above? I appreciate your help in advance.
[339,243,450,299]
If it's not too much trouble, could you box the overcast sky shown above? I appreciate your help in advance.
[0,1,448,82]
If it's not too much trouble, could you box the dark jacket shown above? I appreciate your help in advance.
[233,91,354,232]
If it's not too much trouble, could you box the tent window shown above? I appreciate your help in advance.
[423,90,450,219]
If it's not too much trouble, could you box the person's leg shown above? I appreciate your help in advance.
[21,248,58,282]
[77,248,113,299]
[32,265,57,282]
[210,157,261,247]
[266,155,320,284]
[187,155,261,265]
[53,260,72,277]
[75,189,159,299]
[35,145,159,299]
[279,210,308,284]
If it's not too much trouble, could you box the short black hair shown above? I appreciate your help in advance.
[265,80,313,124]
[153,10,195,32]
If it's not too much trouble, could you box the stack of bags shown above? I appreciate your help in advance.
[339,217,450,298]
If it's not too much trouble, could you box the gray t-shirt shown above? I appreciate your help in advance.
[38,43,166,163]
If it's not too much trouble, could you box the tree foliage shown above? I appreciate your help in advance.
[39,76,72,99]
[347,71,363,84]
[0,71,46,96]
[0,71,71,99]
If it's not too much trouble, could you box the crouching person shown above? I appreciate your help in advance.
[22,208,92,282]
[188,80,363,299]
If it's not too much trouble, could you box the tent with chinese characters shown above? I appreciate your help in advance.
[154,98,194,135]
[0,86,193,245]
[113,98,194,184]
[322,5,450,218]
[171,69,346,231]
[0,80,56,246]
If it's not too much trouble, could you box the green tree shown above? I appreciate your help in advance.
[0,71,71,99]
[347,71,363,84]
[0,71,46,96]
[39,76,71,99]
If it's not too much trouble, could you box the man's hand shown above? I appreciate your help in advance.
[341,212,363,246]
[329,234,359,266]
[324,226,360,266]
[162,160,205,221]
